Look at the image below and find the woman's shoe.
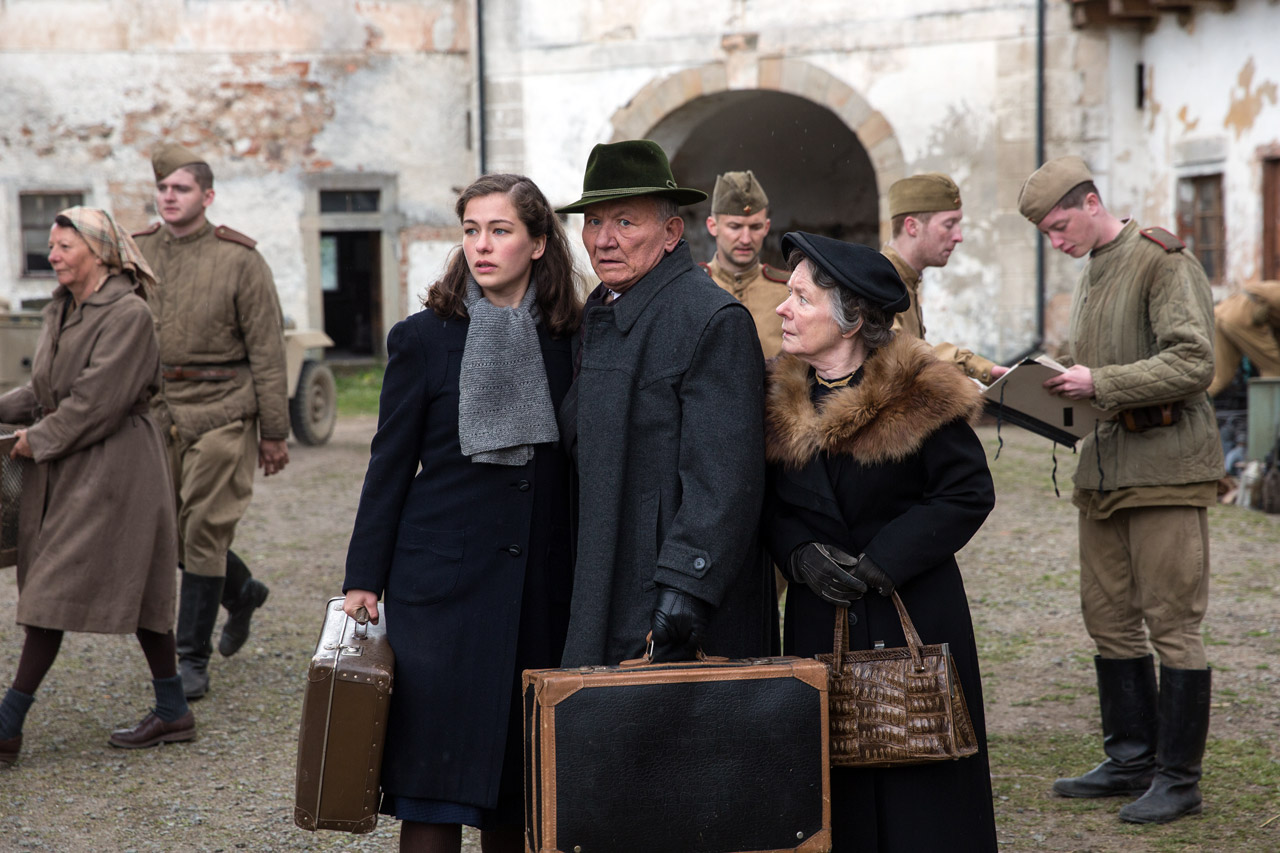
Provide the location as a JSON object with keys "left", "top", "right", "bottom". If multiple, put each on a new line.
{"left": 108, "top": 711, "right": 196, "bottom": 749}
{"left": 0, "top": 734, "right": 21, "bottom": 766}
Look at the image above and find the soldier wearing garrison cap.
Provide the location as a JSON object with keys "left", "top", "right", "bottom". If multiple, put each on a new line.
{"left": 134, "top": 141, "right": 289, "bottom": 701}
{"left": 1017, "top": 156, "right": 1221, "bottom": 826}
{"left": 701, "top": 170, "right": 790, "bottom": 357}
{"left": 880, "top": 172, "right": 1002, "bottom": 384}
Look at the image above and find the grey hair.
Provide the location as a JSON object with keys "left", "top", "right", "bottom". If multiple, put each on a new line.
{"left": 651, "top": 196, "right": 679, "bottom": 221}
{"left": 788, "top": 250, "right": 896, "bottom": 350}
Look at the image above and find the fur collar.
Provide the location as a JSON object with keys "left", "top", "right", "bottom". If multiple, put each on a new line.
{"left": 765, "top": 334, "right": 985, "bottom": 468}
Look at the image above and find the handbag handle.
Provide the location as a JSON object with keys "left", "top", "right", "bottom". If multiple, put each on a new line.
{"left": 832, "top": 591, "right": 927, "bottom": 674}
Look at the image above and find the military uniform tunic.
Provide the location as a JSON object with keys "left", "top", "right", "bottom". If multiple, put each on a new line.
{"left": 134, "top": 221, "right": 289, "bottom": 578}
{"left": 134, "top": 221, "right": 289, "bottom": 441}
{"left": 1064, "top": 220, "right": 1222, "bottom": 668}
{"left": 702, "top": 255, "right": 790, "bottom": 359}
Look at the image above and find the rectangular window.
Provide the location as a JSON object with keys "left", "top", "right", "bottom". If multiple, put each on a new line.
{"left": 20, "top": 191, "right": 85, "bottom": 275}
{"left": 319, "top": 190, "right": 380, "bottom": 214}
{"left": 1175, "top": 175, "right": 1224, "bottom": 284}
{"left": 1264, "top": 158, "right": 1280, "bottom": 281}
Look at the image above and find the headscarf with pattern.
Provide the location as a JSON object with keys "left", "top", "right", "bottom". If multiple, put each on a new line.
{"left": 55, "top": 206, "right": 158, "bottom": 300}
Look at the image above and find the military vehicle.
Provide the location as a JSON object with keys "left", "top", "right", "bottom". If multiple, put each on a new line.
{"left": 0, "top": 311, "right": 337, "bottom": 446}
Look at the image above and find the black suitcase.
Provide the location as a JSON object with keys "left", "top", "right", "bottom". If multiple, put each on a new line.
{"left": 523, "top": 655, "right": 831, "bottom": 853}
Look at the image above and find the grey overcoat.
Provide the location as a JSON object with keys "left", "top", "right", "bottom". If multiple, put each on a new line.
{"left": 560, "top": 240, "right": 772, "bottom": 665}
{"left": 0, "top": 275, "right": 178, "bottom": 634}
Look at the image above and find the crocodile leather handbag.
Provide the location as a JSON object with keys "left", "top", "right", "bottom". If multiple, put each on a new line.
{"left": 817, "top": 591, "right": 979, "bottom": 768}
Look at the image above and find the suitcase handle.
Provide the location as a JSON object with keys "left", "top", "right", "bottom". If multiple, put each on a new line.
{"left": 624, "top": 633, "right": 729, "bottom": 668}
{"left": 352, "top": 605, "right": 370, "bottom": 639}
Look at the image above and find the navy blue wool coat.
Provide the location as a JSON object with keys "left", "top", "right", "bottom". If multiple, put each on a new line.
{"left": 344, "top": 309, "right": 573, "bottom": 809}
{"left": 764, "top": 335, "right": 998, "bottom": 853}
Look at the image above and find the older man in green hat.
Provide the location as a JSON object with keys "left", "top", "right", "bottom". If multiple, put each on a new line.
{"left": 556, "top": 139, "right": 773, "bottom": 666}
{"left": 1018, "top": 155, "right": 1221, "bottom": 826}
{"left": 700, "top": 170, "right": 790, "bottom": 358}
{"left": 133, "top": 142, "right": 289, "bottom": 700}
{"left": 881, "top": 172, "right": 1003, "bottom": 384}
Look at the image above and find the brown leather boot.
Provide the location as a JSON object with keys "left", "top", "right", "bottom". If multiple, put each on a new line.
{"left": 108, "top": 711, "right": 197, "bottom": 749}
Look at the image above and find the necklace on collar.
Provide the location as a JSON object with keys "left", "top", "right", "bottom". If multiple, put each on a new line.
{"left": 813, "top": 371, "right": 855, "bottom": 389}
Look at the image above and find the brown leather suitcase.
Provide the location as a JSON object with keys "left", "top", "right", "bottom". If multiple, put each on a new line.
{"left": 294, "top": 598, "right": 393, "bottom": 834}
{"left": 523, "top": 655, "right": 831, "bottom": 853}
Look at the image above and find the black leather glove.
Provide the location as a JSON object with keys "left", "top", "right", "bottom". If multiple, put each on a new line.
{"left": 850, "top": 553, "right": 895, "bottom": 597}
{"left": 649, "top": 586, "right": 711, "bottom": 662}
{"left": 788, "top": 542, "right": 867, "bottom": 606}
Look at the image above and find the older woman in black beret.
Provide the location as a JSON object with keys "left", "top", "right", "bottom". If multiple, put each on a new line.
{"left": 763, "top": 232, "right": 998, "bottom": 852}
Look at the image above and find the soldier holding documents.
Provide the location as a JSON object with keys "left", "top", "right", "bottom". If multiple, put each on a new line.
{"left": 1018, "top": 156, "right": 1222, "bottom": 825}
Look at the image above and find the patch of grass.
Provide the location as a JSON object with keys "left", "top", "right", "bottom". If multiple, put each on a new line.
{"left": 990, "top": 732, "right": 1280, "bottom": 852}
{"left": 334, "top": 365, "right": 384, "bottom": 416}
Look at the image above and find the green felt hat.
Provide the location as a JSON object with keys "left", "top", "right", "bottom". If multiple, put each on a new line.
{"left": 556, "top": 140, "right": 707, "bottom": 214}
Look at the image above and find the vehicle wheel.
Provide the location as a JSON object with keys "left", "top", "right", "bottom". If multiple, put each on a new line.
{"left": 290, "top": 360, "right": 337, "bottom": 446}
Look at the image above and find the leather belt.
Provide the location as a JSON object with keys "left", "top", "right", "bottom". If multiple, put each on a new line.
{"left": 1119, "top": 400, "right": 1184, "bottom": 433}
{"left": 162, "top": 364, "right": 238, "bottom": 381}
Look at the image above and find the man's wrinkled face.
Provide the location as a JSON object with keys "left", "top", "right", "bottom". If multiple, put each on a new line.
{"left": 706, "top": 209, "right": 770, "bottom": 273}
{"left": 581, "top": 197, "right": 682, "bottom": 292}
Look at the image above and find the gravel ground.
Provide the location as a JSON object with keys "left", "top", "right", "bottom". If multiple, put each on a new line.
{"left": 0, "top": 417, "right": 1275, "bottom": 852}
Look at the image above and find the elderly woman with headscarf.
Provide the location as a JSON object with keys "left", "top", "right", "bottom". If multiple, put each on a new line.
{"left": 0, "top": 207, "right": 188, "bottom": 767}
{"left": 763, "top": 232, "right": 998, "bottom": 852}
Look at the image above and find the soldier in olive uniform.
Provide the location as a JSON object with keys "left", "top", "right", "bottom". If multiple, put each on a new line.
{"left": 882, "top": 173, "right": 1004, "bottom": 384}
{"left": 1019, "top": 156, "right": 1220, "bottom": 825}
{"left": 133, "top": 143, "right": 289, "bottom": 700}
{"left": 701, "top": 171, "right": 790, "bottom": 358}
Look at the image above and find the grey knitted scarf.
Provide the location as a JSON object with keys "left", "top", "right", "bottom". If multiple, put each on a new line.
{"left": 458, "top": 274, "right": 559, "bottom": 465}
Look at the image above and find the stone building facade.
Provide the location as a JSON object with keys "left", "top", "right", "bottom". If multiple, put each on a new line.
{"left": 2, "top": 0, "right": 1277, "bottom": 362}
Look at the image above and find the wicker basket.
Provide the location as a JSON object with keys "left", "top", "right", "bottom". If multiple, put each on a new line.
{"left": 0, "top": 431, "right": 26, "bottom": 568}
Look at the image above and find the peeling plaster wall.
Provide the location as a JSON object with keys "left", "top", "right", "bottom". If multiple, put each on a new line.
{"left": 0, "top": 0, "right": 473, "bottom": 334}
{"left": 1136, "top": 0, "right": 1280, "bottom": 288}
{"left": 510, "top": 0, "right": 1074, "bottom": 363}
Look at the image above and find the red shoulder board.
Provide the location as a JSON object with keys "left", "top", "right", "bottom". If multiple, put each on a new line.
{"left": 131, "top": 222, "right": 162, "bottom": 239}
{"left": 1140, "top": 227, "right": 1185, "bottom": 253}
{"left": 214, "top": 225, "right": 257, "bottom": 249}
{"left": 762, "top": 263, "right": 790, "bottom": 283}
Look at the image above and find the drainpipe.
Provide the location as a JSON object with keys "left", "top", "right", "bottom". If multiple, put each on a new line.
{"left": 1012, "top": 0, "right": 1048, "bottom": 362}
{"left": 476, "top": 0, "right": 488, "bottom": 175}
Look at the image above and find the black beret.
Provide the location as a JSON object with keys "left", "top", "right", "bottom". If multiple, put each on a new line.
{"left": 781, "top": 231, "right": 910, "bottom": 315}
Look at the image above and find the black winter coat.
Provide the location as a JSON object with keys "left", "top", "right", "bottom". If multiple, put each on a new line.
{"left": 344, "top": 309, "right": 573, "bottom": 809}
{"left": 558, "top": 241, "right": 773, "bottom": 665}
{"left": 764, "top": 335, "right": 998, "bottom": 853}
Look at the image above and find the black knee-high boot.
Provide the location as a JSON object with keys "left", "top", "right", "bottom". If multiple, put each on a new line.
{"left": 218, "top": 550, "right": 270, "bottom": 658}
{"left": 1053, "top": 655, "right": 1158, "bottom": 798}
{"left": 1119, "top": 666, "right": 1211, "bottom": 824}
{"left": 177, "top": 571, "right": 225, "bottom": 700}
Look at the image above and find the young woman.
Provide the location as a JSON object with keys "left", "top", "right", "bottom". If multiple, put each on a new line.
{"left": 342, "top": 174, "right": 581, "bottom": 853}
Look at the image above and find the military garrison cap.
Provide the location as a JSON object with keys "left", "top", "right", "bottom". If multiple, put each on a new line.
{"left": 152, "top": 142, "right": 207, "bottom": 181}
{"left": 888, "top": 173, "right": 961, "bottom": 218}
{"left": 711, "top": 170, "right": 769, "bottom": 216}
{"left": 1018, "top": 156, "right": 1094, "bottom": 224}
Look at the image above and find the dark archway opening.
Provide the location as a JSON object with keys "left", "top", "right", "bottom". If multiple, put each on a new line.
{"left": 649, "top": 90, "right": 879, "bottom": 269}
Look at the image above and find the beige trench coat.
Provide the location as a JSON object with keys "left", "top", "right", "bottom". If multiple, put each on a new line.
{"left": 0, "top": 275, "right": 178, "bottom": 633}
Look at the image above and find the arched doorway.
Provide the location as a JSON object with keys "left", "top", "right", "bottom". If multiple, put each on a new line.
{"left": 644, "top": 89, "right": 880, "bottom": 268}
